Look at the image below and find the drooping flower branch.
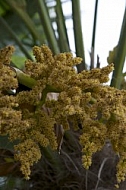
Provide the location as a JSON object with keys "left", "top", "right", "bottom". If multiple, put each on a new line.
{"left": 0, "top": 45, "right": 125, "bottom": 184}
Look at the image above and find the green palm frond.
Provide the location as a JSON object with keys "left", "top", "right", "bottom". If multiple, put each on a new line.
{"left": 110, "top": 7, "right": 126, "bottom": 89}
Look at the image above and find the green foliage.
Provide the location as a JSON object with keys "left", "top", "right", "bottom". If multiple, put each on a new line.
{"left": 0, "top": 0, "right": 86, "bottom": 72}
{"left": 110, "top": 7, "right": 126, "bottom": 89}
{"left": 0, "top": 0, "right": 125, "bottom": 80}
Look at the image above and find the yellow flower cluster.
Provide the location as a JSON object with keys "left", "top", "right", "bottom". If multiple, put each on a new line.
{"left": 0, "top": 46, "right": 18, "bottom": 91}
{"left": 14, "top": 139, "right": 41, "bottom": 180}
{"left": 0, "top": 45, "right": 126, "bottom": 183}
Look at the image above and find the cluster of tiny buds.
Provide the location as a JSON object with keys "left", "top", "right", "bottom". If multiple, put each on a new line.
{"left": 0, "top": 45, "right": 125, "bottom": 183}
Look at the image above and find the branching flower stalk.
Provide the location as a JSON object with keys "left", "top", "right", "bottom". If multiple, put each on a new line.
{"left": 0, "top": 45, "right": 126, "bottom": 184}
